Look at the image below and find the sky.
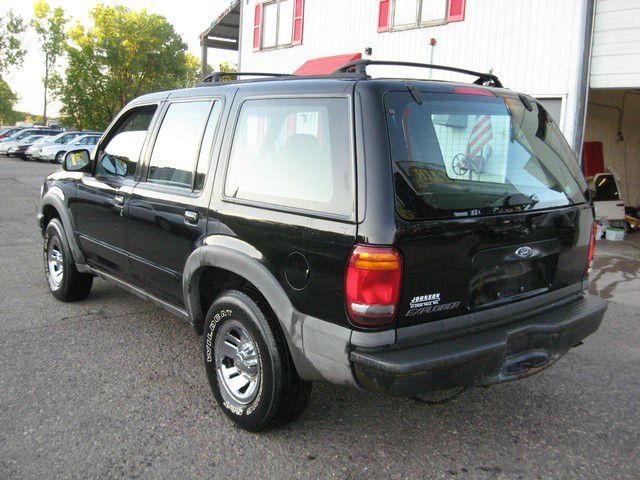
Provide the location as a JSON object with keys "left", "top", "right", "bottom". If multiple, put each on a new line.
{"left": 1, "top": 0, "right": 239, "bottom": 117}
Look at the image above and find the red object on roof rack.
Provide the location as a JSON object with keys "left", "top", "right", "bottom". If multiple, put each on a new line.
{"left": 294, "top": 53, "right": 362, "bottom": 76}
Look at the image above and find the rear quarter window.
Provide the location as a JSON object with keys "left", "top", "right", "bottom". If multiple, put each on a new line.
{"left": 224, "top": 97, "right": 354, "bottom": 218}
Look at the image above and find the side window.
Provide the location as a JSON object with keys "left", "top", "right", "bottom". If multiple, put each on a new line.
{"left": 147, "top": 100, "right": 213, "bottom": 189}
{"left": 225, "top": 98, "right": 354, "bottom": 217}
{"left": 95, "top": 105, "right": 157, "bottom": 179}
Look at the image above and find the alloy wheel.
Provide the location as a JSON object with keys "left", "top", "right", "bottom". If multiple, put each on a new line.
{"left": 214, "top": 319, "right": 261, "bottom": 406}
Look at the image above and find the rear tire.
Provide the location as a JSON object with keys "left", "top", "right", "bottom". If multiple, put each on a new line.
{"left": 203, "top": 290, "right": 311, "bottom": 431}
{"left": 43, "top": 218, "right": 93, "bottom": 301}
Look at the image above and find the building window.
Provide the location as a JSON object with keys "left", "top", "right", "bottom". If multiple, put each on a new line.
{"left": 392, "top": 0, "right": 448, "bottom": 28}
{"left": 262, "top": 0, "right": 295, "bottom": 49}
{"left": 378, "top": 0, "right": 465, "bottom": 32}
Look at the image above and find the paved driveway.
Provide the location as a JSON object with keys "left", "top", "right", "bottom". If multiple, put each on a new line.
{"left": 1, "top": 157, "right": 638, "bottom": 479}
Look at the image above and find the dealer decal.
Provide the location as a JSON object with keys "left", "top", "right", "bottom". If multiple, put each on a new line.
{"left": 406, "top": 292, "right": 460, "bottom": 316}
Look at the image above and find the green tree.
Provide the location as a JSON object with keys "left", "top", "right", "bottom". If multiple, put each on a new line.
{"left": 0, "top": 78, "right": 19, "bottom": 123}
{"left": 183, "top": 52, "right": 205, "bottom": 87}
{"left": 54, "top": 5, "right": 200, "bottom": 130}
{"left": 0, "top": 10, "right": 26, "bottom": 74}
{"left": 0, "top": 10, "right": 27, "bottom": 124}
{"left": 31, "top": 0, "right": 68, "bottom": 125}
{"left": 217, "top": 61, "right": 238, "bottom": 81}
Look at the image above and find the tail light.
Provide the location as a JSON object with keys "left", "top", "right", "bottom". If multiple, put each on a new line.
{"left": 585, "top": 222, "right": 597, "bottom": 276}
{"left": 345, "top": 245, "right": 402, "bottom": 327}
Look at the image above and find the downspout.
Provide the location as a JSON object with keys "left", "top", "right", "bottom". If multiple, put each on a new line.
{"left": 237, "top": 1, "right": 243, "bottom": 71}
{"left": 571, "top": 0, "right": 596, "bottom": 163}
{"left": 200, "top": 32, "right": 209, "bottom": 81}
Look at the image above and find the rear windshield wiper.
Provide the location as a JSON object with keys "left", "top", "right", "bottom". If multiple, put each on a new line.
{"left": 494, "top": 193, "right": 539, "bottom": 210}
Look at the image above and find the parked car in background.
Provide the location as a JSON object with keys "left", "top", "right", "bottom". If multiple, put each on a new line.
{"left": 39, "top": 133, "right": 102, "bottom": 163}
{"left": 589, "top": 172, "right": 626, "bottom": 228}
{"left": 0, "top": 128, "right": 61, "bottom": 151}
{"left": 7, "top": 135, "right": 46, "bottom": 159}
{"left": 24, "top": 136, "right": 63, "bottom": 161}
{"left": 0, "top": 127, "right": 25, "bottom": 140}
{"left": 26, "top": 131, "right": 96, "bottom": 161}
{"left": 0, "top": 130, "right": 58, "bottom": 154}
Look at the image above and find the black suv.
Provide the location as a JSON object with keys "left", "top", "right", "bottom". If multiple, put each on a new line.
{"left": 38, "top": 61, "right": 607, "bottom": 431}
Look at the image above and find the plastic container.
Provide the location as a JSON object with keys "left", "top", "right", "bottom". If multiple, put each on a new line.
{"left": 606, "top": 228, "right": 625, "bottom": 241}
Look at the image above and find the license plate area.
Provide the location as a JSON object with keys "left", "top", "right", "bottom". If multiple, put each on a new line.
{"left": 470, "top": 241, "right": 560, "bottom": 309}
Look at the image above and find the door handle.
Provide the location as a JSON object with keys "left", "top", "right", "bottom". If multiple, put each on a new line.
{"left": 114, "top": 194, "right": 125, "bottom": 206}
{"left": 184, "top": 210, "right": 199, "bottom": 224}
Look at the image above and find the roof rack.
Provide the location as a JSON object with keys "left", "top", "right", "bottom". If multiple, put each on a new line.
{"left": 333, "top": 60, "right": 503, "bottom": 88}
{"left": 200, "top": 71, "right": 289, "bottom": 84}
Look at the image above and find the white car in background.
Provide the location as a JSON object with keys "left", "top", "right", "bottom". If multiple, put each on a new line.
{"left": 6, "top": 135, "right": 46, "bottom": 157}
{"left": 39, "top": 133, "right": 103, "bottom": 163}
{"left": 589, "top": 173, "right": 626, "bottom": 229}
{"left": 26, "top": 131, "right": 86, "bottom": 161}
{"left": 1, "top": 133, "right": 49, "bottom": 155}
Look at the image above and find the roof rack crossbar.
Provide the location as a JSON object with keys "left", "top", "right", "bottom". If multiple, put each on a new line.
{"left": 333, "top": 60, "right": 503, "bottom": 88}
{"left": 201, "top": 71, "right": 290, "bottom": 84}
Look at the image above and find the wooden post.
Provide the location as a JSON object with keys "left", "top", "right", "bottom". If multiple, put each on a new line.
{"left": 201, "top": 39, "right": 208, "bottom": 81}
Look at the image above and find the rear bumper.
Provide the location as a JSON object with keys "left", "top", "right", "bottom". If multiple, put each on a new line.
{"left": 351, "top": 293, "right": 607, "bottom": 396}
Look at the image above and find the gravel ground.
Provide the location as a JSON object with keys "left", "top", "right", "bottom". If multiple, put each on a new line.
{"left": 1, "top": 156, "right": 639, "bottom": 479}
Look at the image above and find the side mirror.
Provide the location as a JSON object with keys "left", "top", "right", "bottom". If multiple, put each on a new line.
{"left": 63, "top": 149, "right": 92, "bottom": 172}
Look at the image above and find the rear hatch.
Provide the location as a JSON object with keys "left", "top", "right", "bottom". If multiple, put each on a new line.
{"left": 384, "top": 86, "right": 592, "bottom": 327}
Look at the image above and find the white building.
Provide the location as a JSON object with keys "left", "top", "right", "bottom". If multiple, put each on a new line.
{"left": 201, "top": 0, "right": 640, "bottom": 207}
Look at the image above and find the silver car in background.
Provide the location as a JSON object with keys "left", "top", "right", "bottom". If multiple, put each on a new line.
{"left": 40, "top": 133, "right": 103, "bottom": 163}
{"left": 6, "top": 135, "right": 46, "bottom": 157}
{"left": 1, "top": 133, "right": 48, "bottom": 155}
{"left": 26, "top": 131, "right": 86, "bottom": 161}
{"left": 0, "top": 128, "right": 61, "bottom": 151}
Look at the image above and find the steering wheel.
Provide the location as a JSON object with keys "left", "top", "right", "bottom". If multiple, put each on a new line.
{"left": 451, "top": 153, "right": 468, "bottom": 176}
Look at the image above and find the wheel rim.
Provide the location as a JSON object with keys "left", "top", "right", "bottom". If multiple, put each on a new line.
{"left": 214, "top": 320, "right": 261, "bottom": 406}
{"left": 47, "top": 238, "right": 64, "bottom": 288}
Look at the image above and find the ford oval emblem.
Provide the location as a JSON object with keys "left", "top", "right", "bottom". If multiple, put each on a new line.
{"left": 515, "top": 246, "right": 534, "bottom": 258}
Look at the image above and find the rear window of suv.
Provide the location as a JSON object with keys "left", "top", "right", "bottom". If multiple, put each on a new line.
{"left": 385, "top": 91, "right": 588, "bottom": 220}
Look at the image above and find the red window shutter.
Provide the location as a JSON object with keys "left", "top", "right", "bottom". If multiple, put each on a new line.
{"left": 292, "top": 0, "right": 305, "bottom": 45}
{"left": 447, "top": 0, "right": 466, "bottom": 22}
{"left": 253, "top": 4, "right": 262, "bottom": 51}
{"left": 378, "top": 0, "right": 391, "bottom": 32}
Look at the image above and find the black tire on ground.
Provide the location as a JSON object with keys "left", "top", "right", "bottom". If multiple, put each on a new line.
{"left": 43, "top": 218, "right": 93, "bottom": 302}
{"left": 203, "top": 290, "right": 312, "bottom": 431}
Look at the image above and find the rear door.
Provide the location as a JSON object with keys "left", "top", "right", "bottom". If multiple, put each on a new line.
{"left": 384, "top": 88, "right": 592, "bottom": 327}
{"left": 127, "top": 98, "right": 223, "bottom": 306}
{"left": 209, "top": 93, "right": 357, "bottom": 326}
